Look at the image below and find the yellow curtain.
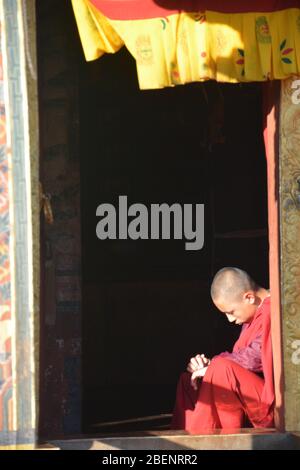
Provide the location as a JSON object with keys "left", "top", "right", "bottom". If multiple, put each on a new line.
{"left": 72, "top": 0, "right": 300, "bottom": 89}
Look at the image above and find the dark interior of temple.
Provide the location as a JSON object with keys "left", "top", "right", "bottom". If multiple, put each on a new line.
{"left": 37, "top": 0, "right": 269, "bottom": 437}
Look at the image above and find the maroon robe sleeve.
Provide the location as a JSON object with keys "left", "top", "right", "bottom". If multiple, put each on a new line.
{"left": 214, "top": 336, "right": 263, "bottom": 373}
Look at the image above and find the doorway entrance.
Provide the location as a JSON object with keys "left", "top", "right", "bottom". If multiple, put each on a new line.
{"left": 37, "top": 0, "right": 269, "bottom": 437}
{"left": 80, "top": 52, "right": 269, "bottom": 434}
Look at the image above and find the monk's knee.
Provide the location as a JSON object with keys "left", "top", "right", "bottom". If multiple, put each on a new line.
{"left": 209, "top": 356, "right": 236, "bottom": 374}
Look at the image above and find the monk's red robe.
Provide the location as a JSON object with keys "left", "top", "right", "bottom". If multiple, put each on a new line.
{"left": 171, "top": 296, "right": 274, "bottom": 432}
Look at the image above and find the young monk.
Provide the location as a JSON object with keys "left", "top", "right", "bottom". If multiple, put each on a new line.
{"left": 171, "top": 267, "right": 274, "bottom": 432}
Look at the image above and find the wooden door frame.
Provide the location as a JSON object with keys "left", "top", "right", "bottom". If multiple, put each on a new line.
{"left": 0, "top": 0, "right": 39, "bottom": 447}
{"left": 278, "top": 77, "right": 300, "bottom": 432}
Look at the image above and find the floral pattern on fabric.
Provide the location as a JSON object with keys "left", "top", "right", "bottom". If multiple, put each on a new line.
{"left": 255, "top": 16, "right": 271, "bottom": 43}
{"left": 71, "top": 0, "right": 300, "bottom": 89}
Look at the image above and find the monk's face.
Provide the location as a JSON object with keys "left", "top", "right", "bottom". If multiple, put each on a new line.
{"left": 213, "top": 291, "right": 257, "bottom": 325}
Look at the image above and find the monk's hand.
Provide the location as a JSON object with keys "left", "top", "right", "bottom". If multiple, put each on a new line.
{"left": 190, "top": 367, "right": 208, "bottom": 390}
{"left": 187, "top": 354, "right": 210, "bottom": 374}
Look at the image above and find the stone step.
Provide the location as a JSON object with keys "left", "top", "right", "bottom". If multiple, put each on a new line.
{"left": 50, "top": 429, "right": 300, "bottom": 450}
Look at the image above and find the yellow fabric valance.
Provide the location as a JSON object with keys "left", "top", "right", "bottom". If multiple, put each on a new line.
{"left": 71, "top": 0, "right": 300, "bottom": 89}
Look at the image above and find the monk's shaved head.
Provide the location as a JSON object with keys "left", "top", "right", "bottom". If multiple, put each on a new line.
{"left": 210, "top": 267, "right": 258, "bottom": 303}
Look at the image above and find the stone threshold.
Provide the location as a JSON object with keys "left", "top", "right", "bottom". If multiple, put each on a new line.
{"left": 49, "top": 429, "right": 300, "bottom": 450}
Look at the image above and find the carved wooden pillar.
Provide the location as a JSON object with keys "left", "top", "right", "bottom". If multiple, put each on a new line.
{"left": 279, "top": 77, "right": 300, "bottom": 432}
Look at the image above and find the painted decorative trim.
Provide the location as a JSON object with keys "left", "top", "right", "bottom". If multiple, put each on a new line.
{"left": 0, "top": 0, "right": 38, "bottom": 445}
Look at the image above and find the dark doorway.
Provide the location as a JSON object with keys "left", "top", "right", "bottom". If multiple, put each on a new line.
{"left": 37, "top": 0, "right": 269, "bottom": 437}
{"left": 80, "top": 52, "right": 269, "bottom": 432}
